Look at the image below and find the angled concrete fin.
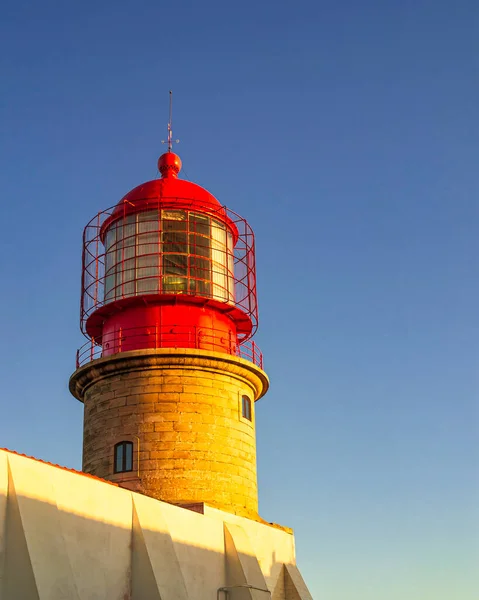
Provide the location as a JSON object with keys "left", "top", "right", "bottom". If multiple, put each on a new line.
{"left": 2, "top": 460, "right": 39, "bottom": 600}
{"left": 132, "top": 494, "right": 189, "bottom": 600}
{"left": 51, "top": 468, "right": 132, "bottom": 599}
{"left": 131, "top": 501, "right": 162, "bottom": 600}
{"left": 271, "top": 564, "right": 285, "bottom": 600}
{"left": 224, "top": 523, "right": 269, "bottom": 600}
{"left": 6, "top": 456, "right": 80, "bottom": 600}
{"left": 284, "top": 564, "right": 313, "bottom": 600}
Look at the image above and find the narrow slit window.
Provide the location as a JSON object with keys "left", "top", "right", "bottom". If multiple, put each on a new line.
{"left": 114, "top": 441, "right": 133, "bottom": 473}
{"left": 241, "top": 395, "right": 252, "bottom": 421}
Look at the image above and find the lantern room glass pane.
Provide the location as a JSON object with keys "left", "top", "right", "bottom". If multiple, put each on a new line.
{"left": 103, "top": 209, "right": 234, "bottom": 305}
{"left": 105, "top": 228, "right": 116, "bottom": 251}
{"left": 138, "top": 209, "right": 159, "bottom": 232}
{"left": 189, "top": 212, "right": 210, "bottom": 236}
{"left": 227, "top": 231, "right": 234, "bottom": 302}
{"left": 211, "top": 219, "right": 227, "bottom": 301}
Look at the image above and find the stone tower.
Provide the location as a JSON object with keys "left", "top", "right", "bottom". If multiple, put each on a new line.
{"left": 69, "top": 149, "right": 269, "bottom": 520}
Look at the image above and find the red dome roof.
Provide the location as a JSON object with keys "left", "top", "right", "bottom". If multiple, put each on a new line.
{"left": 111, "top": 152, "right": 222, "bottom": 216}
{"left": 100, "top": 152, "right": 234, "bottom": 239}
{"left": 121, "top": 173, "right": 222, "bottom": 213}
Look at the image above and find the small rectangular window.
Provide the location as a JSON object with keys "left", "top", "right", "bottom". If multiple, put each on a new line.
{"left": 114, "top": 441, "right": 133, "bottom": 473}
{"left": 241, "top": 395, "right": 252, "bottom": 421}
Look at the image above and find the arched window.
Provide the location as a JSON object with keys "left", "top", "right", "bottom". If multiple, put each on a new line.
{"left": 242, "top": 395, "right": 252, "bottom": 421}
{"left": 114, "top": 441, "right": 133, "bottom": 473}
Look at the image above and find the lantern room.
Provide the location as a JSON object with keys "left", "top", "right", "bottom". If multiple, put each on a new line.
{"left": 103, "top": 208, "right": 234, "bottom": 304}
{"left": 77, "top": 152, "right": 261, "bottom": 367}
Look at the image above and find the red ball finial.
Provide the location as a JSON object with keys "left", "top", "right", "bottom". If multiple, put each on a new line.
{"left": 158, "top": 152, "right": 182, "bottom": 178}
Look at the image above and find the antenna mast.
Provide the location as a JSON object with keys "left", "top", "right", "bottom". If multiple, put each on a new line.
{"left": 162, "top": 90, "right": 179, "bottom": 152}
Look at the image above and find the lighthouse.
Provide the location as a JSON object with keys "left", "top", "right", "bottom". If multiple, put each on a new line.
{"left": 0, "top": 106, "right": 313, "bottom": 599}
{"left": 69, "top": 131, "right": 269, "bottom": 520}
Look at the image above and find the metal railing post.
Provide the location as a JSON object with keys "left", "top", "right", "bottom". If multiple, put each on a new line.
{"left": 217, "top": 584, "right": 271, "bottom": 600}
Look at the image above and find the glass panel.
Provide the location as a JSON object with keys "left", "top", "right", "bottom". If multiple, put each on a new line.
{"left": 195, "top": 280, "right": 211, "bottom": 296}
{"left": 119, "top": 257, "right": 135, "bottom": 271}
{"left": 105, "top": 274, "right": 115, "bottom": 301}
{"left": 123, "top": 245, "right": 135, "bottom": 260}
{"left": 137, "top": 279, "right": 159, "bottom": 294}
{"left": 211, "top": 219, "right": 227, "bottom": 247}
{"left": 137, "top": 254, "right": 160, "bottom": 294}
{"left": 125, "top": 443, "right": 133, "bottom": 471}
{"left": 163, "top": 253, "right": 188, "bottom": 293}
{"left": 162, "top": 212, "right": 187, "bottom": 244}
{"left": 162, "top": 209, "right": 186, "bottom": 222}
{"left": 189, "top": 233, "right": 210, "bottom": 257}
{"left": 211, "top": 220, "right": 227, "bottom": 301}
{"left": 137, "top": 243, "right": 159, "bottom": 257}
{"left": 137, "top": 255, "right": 159, "bottom": 269}
{"left": 115, "top": 444, "right": 124, "bottom": 472}
{"left": 121, "top": 258, "right": 136, "bottom": 296}
{"left": 227, "top": 230, "right": 235, "bottom": 302}
{"left": 122, "top": 223, "right": 136, "bottom": 249}
{"left": 163, "top": 231, "right": 187, "bottom": 253}
{"left": 115, "top": 262, "right": 122, "bottom": 294}
{"left": 122, "top": 282, "right": 135, "bottom": 297}
{"left": 242, "top": 396, "right": 252, "bottom": 421}
{"left": 138, "top": 231, "right": 159, "bottom": 244}
{"left": 189, "top": 213, "right": 210, "bottom": 236}
{"left": 105, "top": 250, "right": 115, "bottom": 273}
{"left": 138, "top": 210, "right": 159, "bottom": 233}
{"left": 102, "top": 210, "right": 239, "bottom": 304}
{"left": 163, "top": 276, "right": 188, "bottom": 293}
{"left": 188, "top": 256, "right": 211, "bottom": 296}
{"left": 189, "top": 256, "right": 210, "bottom": 279}
{"left": 105, "top": 228, "right": 116, "bottom": 251}
{"left": 139, "top": 209, "right": 159, "bottom": 221}
{"left": 163, "top": 254, "right": 187, "bottom": 275}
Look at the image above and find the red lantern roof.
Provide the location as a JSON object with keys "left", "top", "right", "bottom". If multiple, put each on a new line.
{"left": 101, "top": 152, "right": 233, "bottom": 238}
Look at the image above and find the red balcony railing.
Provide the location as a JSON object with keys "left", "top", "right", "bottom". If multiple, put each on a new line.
{"left": 75, "top": 324, "right": 263, "bottom": 369}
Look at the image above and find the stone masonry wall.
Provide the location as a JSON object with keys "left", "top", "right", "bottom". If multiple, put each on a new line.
{"left": 70, "top": 349, "right": 269, "bottom": 520}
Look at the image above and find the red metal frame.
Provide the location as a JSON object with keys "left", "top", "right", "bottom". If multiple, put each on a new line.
{"left": 80, "top": 202, "right": 258, "bottom": 341}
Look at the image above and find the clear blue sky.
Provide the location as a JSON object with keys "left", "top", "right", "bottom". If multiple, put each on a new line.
{"left": 0, "top": 1, "right": 477, "bottom": 598}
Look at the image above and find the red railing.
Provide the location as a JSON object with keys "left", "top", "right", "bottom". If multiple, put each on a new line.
{"left": 75, "top": 324, "right": 263, "bottom": 369}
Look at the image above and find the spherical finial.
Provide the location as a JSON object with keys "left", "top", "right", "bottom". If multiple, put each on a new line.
{"left": 158, "top": 152, "right": 182, "bottom": 178}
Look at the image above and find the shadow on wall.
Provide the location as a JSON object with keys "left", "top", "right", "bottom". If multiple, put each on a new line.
{"left": 0, "top": 452, "right": 312, "bottom": 600}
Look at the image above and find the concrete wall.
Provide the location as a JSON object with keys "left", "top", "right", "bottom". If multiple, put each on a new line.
{"left": 0, "top": 449, "right": 312, "bottom": 600}
{"left": 70, "top": 348, "right": 269, "bottom": 520}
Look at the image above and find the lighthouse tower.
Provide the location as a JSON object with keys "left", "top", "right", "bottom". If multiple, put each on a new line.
{"left": 69, "top": 136, "right": 268, "bottom": 520}
{"left": 0, "top": 107, "right": 312, "bottom": 600}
